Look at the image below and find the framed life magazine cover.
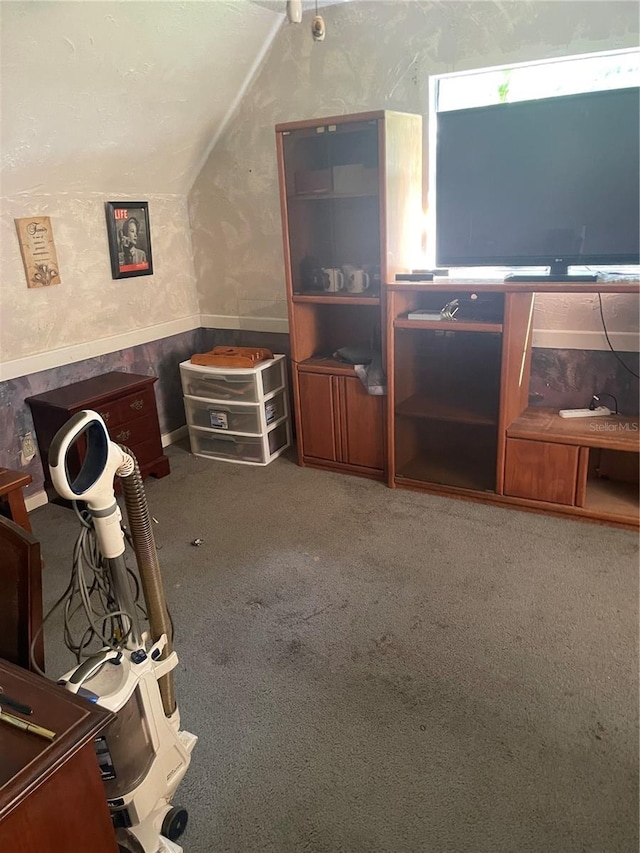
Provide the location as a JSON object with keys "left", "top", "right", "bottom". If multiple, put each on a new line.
{"left": 105, "top": 201, "right": 153, "bottom": 279}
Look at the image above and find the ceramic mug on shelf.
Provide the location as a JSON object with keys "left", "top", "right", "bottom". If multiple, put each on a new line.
{"left": 342, "top": 264, "right": 356, "bottom": 280}
{"left": 322, "top": 268, "right": 345, "bottom": 292}
{"left": 345, "top": 268, "right": 370, "bottom": 293}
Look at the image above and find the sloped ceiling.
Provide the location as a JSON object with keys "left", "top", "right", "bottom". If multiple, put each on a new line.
{"left": 1, "top": 0, "right": 287, "bottom": 196}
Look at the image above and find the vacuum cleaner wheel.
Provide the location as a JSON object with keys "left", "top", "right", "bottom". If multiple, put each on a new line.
{"left": 162, "top": 805, "right": 189, "bottom": 841}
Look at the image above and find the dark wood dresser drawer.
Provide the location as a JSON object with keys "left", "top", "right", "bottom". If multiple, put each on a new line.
{"left": 111, "top": 413, "right": 163, "bottom": 456}
{"left": 95, "top": 387, "right": 156, "bottom": 429}
{"left": 26, "top": 372, "right": 170, "bottom": 502}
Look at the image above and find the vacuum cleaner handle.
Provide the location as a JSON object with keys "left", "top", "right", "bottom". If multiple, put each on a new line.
{"left": 63, "top": 649, "right": 123, "bottom": 694}
{"left": 49, "top": 410, "right": 133, "bottom": 558}
{"left": 50, "top": 410, "right": 117, "bottom": 505}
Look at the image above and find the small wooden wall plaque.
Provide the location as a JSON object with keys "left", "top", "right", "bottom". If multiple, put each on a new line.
{"left": 15, "top": 216, "right": 61, "bottom": 288}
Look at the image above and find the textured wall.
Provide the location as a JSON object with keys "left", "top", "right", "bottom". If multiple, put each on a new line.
{"left": 0, "top": 0, "right": 283, "bottom": 369}
{"left": 532, "top": 292, "right": 639, "bottom": 340}
{"left": 189, "top": 0, "right": 639, "bottom": 334}
{"left": 1, "top": 194, "right": 199, "bottom": 364}
{"left": 0, "top": 1, "right": 281, "bottom": 196}
{"left": 530, "top": 348, "right": 640, "bottom": 414}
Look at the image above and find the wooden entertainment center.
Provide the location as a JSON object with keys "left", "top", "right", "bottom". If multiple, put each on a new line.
{"left": 387, "top": 280, "right": 639, "bottom": 529}
{"left": 276, "top": 110, "right": 639, "bottom": 529}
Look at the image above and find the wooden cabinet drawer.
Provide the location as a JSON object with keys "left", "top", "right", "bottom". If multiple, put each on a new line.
{"left": 504, "top": 437, "right": 579, "bottom": 506}
{"left": 129, "top": 435, "right": 164, "bottom": 467}
{"left": 95, "top": 389, "right": 154, "bottom": 429}
{"left": 108, "top": 413, "right": 161, "bottom": 453}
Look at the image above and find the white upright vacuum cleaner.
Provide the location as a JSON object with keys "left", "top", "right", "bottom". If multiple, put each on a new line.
{"left": 47, "top": 410, "right": 197, "bottom": 853}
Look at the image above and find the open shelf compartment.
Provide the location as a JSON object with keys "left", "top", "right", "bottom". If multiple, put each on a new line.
{"left": 394, "top": 327, "right": 502, "bottom": 425}
{"left": 395, "top": 418, "right": 498, "bottom": 492}
{"left": 578, "top": 447, "right": 639, "bottom": 520}
{"left": 290, "top": 300, "right": 382, "bottom": 367}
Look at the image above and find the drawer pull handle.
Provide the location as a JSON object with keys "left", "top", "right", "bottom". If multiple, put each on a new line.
{"left": 116, "top": 430, "right": 131, "bottom": 442}
{"left": 130, "top": 399, "right": 145, "bottom": 411}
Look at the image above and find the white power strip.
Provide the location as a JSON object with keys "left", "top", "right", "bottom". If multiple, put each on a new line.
{"left": 559, "top": 406, "right": 612, "bottom": 419}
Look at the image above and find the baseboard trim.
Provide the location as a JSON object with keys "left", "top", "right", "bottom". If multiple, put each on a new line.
{"left": 25, "top": 490, "right": 48, "bottom": 512}
{"left": 162, "top": 425, "right": 188, "bottom": 447}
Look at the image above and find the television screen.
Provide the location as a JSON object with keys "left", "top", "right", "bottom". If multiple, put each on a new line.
{"left": 435, "top": 87, "right": 640, "bottom": 272}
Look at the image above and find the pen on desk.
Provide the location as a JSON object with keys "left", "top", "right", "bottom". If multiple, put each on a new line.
{"left": 0, "top": 692, "right": 33, "bottom": 716}
{"left": 0, "top": 707, "right": 56, "bottom": 741}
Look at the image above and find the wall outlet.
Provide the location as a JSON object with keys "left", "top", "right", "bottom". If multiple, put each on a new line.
{"left": 20, "top": 431, "right": 37, "bottom": 465}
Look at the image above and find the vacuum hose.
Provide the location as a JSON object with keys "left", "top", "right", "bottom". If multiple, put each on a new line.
{"left": 119, "top": 447, "right": 176, "bottom": 717}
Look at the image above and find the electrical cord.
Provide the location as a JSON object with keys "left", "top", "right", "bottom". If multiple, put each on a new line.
{"left": 589, "top": 392, "right": 618, "bottom": 414}
{"left": 30, "top": 503, "right": 147, "bottom": 676}
{"left": 598, "top": 293, "right": 639, "bottom": 379}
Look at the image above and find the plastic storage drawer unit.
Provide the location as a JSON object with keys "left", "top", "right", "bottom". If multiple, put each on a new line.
{"left": 184, "top": 388, "right": 287, "bottom": 435}
{"left": 180, "top": 355, "right": 291, "bottom": 466}
{"left": 180, "top": 358, "right": 285, "bottom": 403}
{"left": 188, "top": 422, "right": 290, "bottom": 464}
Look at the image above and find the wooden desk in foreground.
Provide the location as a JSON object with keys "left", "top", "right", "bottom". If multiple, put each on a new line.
{"left": 0, "top": 658, "right": 118, "bottom": 853}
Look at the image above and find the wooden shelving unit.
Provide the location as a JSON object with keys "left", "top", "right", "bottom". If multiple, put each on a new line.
{"left": 275, "top": 109, "right": 640, "bottom": 529}
{"left": 387, "top": 287, "right": 508, "bottom": 494}
{"left": 276, "top": 110, "right": 423, "bottom": 480}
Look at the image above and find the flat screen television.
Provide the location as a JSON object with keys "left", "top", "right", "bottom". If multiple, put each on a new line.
{"left": 435, "top": 86, "right": 640, "bottom": 280}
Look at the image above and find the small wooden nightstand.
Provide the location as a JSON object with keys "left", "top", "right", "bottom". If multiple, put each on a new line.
{"left": 26, "top": 372, "right": 170, "bottom": 501}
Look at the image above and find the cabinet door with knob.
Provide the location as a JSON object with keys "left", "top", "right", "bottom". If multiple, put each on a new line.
{"left": 295, "top": 367, "right": 384, "bottom": 476}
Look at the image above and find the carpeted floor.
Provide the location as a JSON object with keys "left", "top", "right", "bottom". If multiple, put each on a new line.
{"left": 30, "top": 440, "right": 639, "bottom": 853}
